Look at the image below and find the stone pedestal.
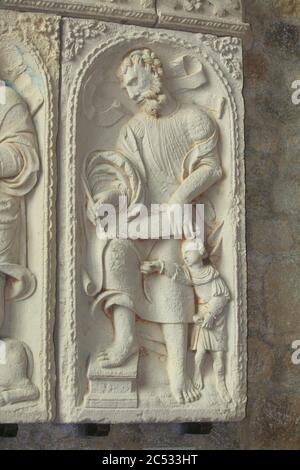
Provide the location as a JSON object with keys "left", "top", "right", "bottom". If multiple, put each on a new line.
{"left": 86, "top": 353, "right": 139, "bottom": 409}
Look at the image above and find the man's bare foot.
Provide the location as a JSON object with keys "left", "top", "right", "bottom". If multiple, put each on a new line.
{"left": 216, "top": 379, "right": 232, "bottom": 403}
{"left": 193, "top": 371, "right": 204, "bottom": 391}
{"left": 97, "top": 340, "right": 139, "bottom": 368}
{"left": 171, "top": 377, "right": 202, "bottom": 404}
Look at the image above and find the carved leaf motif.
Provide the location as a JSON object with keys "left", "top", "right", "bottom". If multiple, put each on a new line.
{"left": 0, "top": 15, "right": 59, "bottom": 61}
{"left": 65, "top": 20, "right": 106, "bottom": 61}
{"left": 183, "top": 0, "right": 204, "bottom": 12}
{"left": 0, "top": 13, "right": 59, "bottom": 82}
{"left": 209, "top": 0, "right": 241, "bottom": 17}
{"left": 198, "top": 34, "right": 242, "bottom": 80}
{"left": 181, "top": 0, "right": 241, "bottom": 16}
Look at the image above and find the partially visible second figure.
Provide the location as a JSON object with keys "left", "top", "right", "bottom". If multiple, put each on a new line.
{"left": 0, "top": 82, "right": 40, "bottom": 407}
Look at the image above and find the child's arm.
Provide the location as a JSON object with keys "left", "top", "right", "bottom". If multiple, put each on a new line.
{"left": 201, "top": 297, "right": 228, "bottom": 329}
{"left": 140, "top": 260, "right": 192, "bottom": 286}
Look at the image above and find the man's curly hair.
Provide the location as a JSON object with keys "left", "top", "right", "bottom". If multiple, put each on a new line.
{"left": 118, "top": 48, "right": 164, "bottom": 86}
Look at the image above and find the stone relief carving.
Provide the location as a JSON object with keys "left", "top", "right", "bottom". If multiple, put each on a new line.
{"left": 59, "top": 20, "right": 246, "bottom": 423}
{"left": 82, "top": 48, "right": 224, "bottom": 406}
{"left": 198, "top": 34, "right": 242, "bottom": 80}
{"left": 183, "top": 0, "right": 204, "bottom": 13}
{"left": 64, "top": 20, "right": 107, "bottom": 61}
{"left": 0, "top": 0, "right": 157, "bottom": 27}
{"left": 0, "top": 79, "right": 40, "bottom": 408}
{"left": 140, "top": 0, "right": 155, "bottom": 8}
{"left": 141, "top": 237, "right": 232, "bottom": 404}
{"left": 0, "top": 1, "right": 249, "bottom": 36}
{"left": 0, "top": 11, "right": 58, "bottom": 423}
{"left": 157, "top": 0, "right": 249, "bottom": 36}
{"left": 182, "top": 0, "right": 241, "bottom": 17}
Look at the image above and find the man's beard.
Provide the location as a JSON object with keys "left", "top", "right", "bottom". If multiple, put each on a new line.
{"left": 136, "top": 79, "right": 166, "bottom": 116}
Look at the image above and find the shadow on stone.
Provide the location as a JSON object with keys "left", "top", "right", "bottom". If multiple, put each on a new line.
{"left": 179, "top": 423, "right": 213, "bottom": 435}
{"left": 80, "top": 423, "right": 111, "bottom": 437}
{"left": 0, "top": 424, "right": 18, "bottom": 438}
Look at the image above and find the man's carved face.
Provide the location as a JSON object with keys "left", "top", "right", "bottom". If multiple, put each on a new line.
{"left": 123, "top": 63, "right": 153, "bottom": 103}
{"left": 119, "top": 49, "right": 166, "bottom": 116}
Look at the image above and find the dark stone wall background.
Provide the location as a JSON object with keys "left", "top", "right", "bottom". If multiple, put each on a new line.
{"left": 1, "top": 0, "right": 300, "bottom": 450}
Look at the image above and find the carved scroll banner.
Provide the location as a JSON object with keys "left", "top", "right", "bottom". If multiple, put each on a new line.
{"left": 0, "top": 11, "right": 58, "bottom": 423}
{"left": 58, "top": 18, "right": 247, "bottom": 424}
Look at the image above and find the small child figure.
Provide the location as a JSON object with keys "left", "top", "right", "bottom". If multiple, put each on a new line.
{"left": 141, "top": 237, "right": 231, "bottom": 403}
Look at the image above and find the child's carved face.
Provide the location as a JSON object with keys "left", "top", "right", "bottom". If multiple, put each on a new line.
{"left": 182, "top": 238, "right": 207, "bottom": 267}
{"left": 183, "top": 249, "right": 203, "bottom": 267}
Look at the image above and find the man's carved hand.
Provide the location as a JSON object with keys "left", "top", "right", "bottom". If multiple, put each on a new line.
{"left": 140, "top": 260, "right": 163, "bottom": 275}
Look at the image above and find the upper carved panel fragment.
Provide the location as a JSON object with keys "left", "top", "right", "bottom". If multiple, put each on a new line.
{"left": 0, "top": 0, "right": 157, "bottom": 27}
{"left": 0, "top": 0, "right": 250, "bottom": 36}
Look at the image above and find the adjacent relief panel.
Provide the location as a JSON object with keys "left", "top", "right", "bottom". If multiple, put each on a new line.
{"left": 58, "top": 18, "right": 247, "bottom": 423}
{"left": 0, "top": 11, "right": 58, "bottom": 422}
{"left": 0, "top": 0, "right": 157, "bottom": 27}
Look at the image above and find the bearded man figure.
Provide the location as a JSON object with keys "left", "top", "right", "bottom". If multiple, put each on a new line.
{"left": 84, "top": 49, "right": 223, "bottom": 404}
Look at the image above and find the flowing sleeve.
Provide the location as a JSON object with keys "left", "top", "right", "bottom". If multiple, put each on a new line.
{"left": 182, "top": 108, "right": 220, "bottom": 179}
{"left": 169, "top": 107, "right": 222, "bottom": 205}
{"left": 0, "top": 89, "right": 39, "bottom": 197}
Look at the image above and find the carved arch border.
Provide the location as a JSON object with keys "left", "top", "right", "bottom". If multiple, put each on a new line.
{"left": 65, "top": 29, "right": 247, "bottom": 421}
{"left": 0, "top": 32, "right": 57, "bottom": 421}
